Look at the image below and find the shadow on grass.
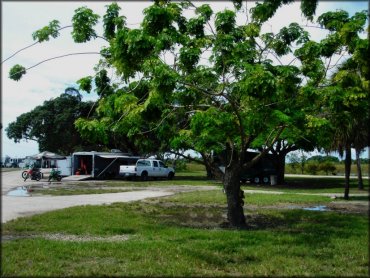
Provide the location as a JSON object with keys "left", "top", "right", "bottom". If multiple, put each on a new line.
{"left": 150, "top": 201, "right": 366, "bottom": 240}
{"left": 173, "top": 175, "right": 214, "bottom": 181}
{"left": 336, "top": 196, "right": 369, "bottom": 201}
{"left": 244, "top": 177, "right": 369, "bottom": 191}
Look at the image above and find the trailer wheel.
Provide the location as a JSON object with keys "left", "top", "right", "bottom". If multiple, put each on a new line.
{"left": 263, "top": 176, "right": 270, "bottom": 184}
{"left": 141, "top": 171, "right": 148, "bottom": 181}
{"left": 253, "top": 177, "right": 260, "bottom": 184}
{"left": 167, "top": 172, "right": 174, "bottom": 180}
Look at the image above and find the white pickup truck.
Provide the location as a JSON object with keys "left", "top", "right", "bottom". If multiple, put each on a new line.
{"left": 119, "top": 159, "right": 175, "bottom": 180}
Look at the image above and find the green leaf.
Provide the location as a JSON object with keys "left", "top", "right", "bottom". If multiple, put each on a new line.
{"left": 32, "top": 20, "right": 60, "bottom": 42}
{"left": 300, "top": 0, "right": 318, "bottom": 21}
{"left": 187, "top": 17, "right": 206, "bottom": 38}
{"left": 215, "top": 10, "right": 235, "bottom": 34}
{"left": 142, "top": 4, "right": 175, "bottom": 36}
{"left": 9, "top": 64, "right": 26, "bottom": 81}
{"left": 179, "top": 46, "right": 201, "bottom": 72}
{"left": 195, "top": 4, "right": 213, "bottom": 21}
{"left": 77, "top": 76, "right": 92, "bottom": 93}
{"left": 103, "top": 2, "right": 125, "bottom": 40}
{"left": 72, "top": 6, "right": 100, "bottom": 43}
{"left": 317, "top": 10, "right": 349, "bottom": 31}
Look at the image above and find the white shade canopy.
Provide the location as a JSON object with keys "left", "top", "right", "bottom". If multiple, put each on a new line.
{"left": 28, "top": 151, "right": 66, "bottom": 160}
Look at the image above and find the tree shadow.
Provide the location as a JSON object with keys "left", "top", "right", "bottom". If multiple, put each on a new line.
{"left": 153, "top": 203, "right": 366, "bottom": 250}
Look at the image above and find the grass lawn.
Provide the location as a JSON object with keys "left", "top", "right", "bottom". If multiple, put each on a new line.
{"left": 2, "top": 189, "right": 368, "bottom": 277}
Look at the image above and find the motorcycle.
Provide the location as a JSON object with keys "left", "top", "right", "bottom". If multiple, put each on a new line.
{"left": 48, "top": 168, "right": 62, "bottom": 182}
{"left": 22, "top": 167, "right": 42, "bottom": 181}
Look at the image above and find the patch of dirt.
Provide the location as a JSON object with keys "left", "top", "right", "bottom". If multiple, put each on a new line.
{"left": 326, "top": 201, "right": 369, "bottom": 214}
{"left": 2, "top": 233, "right": 131, "bottom": 242}
{"left": 29, "top": 183, "right": 219, "bottom": 195}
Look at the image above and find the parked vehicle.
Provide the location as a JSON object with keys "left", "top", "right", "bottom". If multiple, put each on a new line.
{"left": 216, "top": 151, "right": 277, "bottom": 184}
{"left": 22, "top": 167, "right": 42, "bottom": 181}
{"left": 119, "top": 159, "right": 175, "bottom": 180}
{"left": 5, "top": 162, "right": 18, "bottom": 168}
{"left": 48, "top": 168, "right": 62, "bottom": 182}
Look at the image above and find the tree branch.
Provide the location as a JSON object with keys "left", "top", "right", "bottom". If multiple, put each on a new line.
{"left": 2, "top": 25, "right": 72, "bottom": 64}
{"left": 8, "top": 52, "right": 102, "bottom": 80}
{"left": 168, "top": 150, "right": 204, "bottom": 164}
{"left": 244, "top": 125, "right": 286, "bottom": 168}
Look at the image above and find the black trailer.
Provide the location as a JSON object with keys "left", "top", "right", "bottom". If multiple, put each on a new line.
{"left": 72, "top": 151, "right": 140, "bottom": 179}
{"left": 215, "top": 151, "right": 277, "bottom": 184}
{"left": 239, "top": 152, "right": 277, "bottom": 184}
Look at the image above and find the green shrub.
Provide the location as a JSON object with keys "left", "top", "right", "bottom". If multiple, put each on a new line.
{"left": 306, "top": 162, "right": 320, "bottom": 175}
{"left": 319, "top": 161, "right": 337, "bottom": 175}
{"left": 171, "top": 159, "right": 187, "bottom": 171}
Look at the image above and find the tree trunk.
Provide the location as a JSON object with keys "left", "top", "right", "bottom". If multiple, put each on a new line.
{"left": 223, "top": 163, "right": 246, "bottom": 228}
{"left": 273, "top": 153, "right": 286, "bottom": 184}
{"left": 355, "top": 148, "right": 364, "bottom": 190}
{"left": 344, "top": 147, "right": 351, "bottom": 200}
{"left": 201, "top": 153, "right": 224, "bottom": 180}
{"left": 204, "top": 162, "right": 223, "bottom": 180}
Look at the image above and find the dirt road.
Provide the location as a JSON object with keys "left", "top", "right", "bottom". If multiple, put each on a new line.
{"left": 1, "top": 170, "right": 175, "bottom": 223}
{"left": 1, "top": 170, "right": 218, "bottom": 223}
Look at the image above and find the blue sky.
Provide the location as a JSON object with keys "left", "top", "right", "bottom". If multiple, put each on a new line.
{"left": 1, "top": 1, "right": 368, "bottom": 159}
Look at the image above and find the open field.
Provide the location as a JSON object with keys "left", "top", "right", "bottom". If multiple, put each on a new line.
{"left": 1, "top": 167, "right": 369, "bottom": 277}
{"left": 2, "top": 164, "right": 368, "bottom": 276}
{"left": 2, "top": 189, "right": 368, "bottom": 277}
{"left": 285, "top": 163, "right": 369, "bottom": 177}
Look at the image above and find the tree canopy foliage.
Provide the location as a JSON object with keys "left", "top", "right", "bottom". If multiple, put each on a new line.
{"left": 6, "top": 90, "right": 98, "bottom": 155}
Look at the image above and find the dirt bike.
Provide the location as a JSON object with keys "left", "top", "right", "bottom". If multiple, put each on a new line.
{"left": 22, "top": 168, "right": 42, "bottom": 181}
{"left": 48, "top": 168, "right": 62, "bottom": 182}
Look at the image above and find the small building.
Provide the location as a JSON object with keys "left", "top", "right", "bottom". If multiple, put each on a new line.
{"left": 72, "top": 151, "right": 140, "bottom": 179}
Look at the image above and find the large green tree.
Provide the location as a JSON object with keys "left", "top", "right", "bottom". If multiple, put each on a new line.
{"left": 6, "top": 89, "right": 99, "bottom": 155}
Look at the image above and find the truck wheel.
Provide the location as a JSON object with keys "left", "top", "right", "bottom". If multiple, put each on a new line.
{"left": 253, "top": 177, "right": 260, "bottom": 184}
{"left": 167, "top": 172, "right": 174, "bottom": 180}
{"left": 141, "top": 171, "right": 148, "bottom": 181}
{"left": 263, "top": 176, "right": 270, "bottom": 184}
